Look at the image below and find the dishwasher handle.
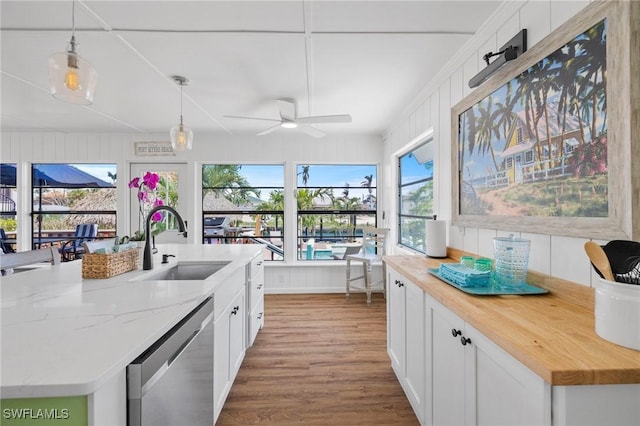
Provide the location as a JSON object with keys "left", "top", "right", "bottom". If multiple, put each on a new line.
{"left": 168, "top": 329, "right": 199, "bottom": 367}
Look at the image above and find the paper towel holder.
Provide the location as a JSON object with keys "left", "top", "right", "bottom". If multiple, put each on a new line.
{"left": 426, "top": 215, "right": 448, "bottom": 259}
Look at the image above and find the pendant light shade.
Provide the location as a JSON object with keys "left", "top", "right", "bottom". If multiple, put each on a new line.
{"left": 48, "top": 1, "right": 97, "bottom": 105}
{"left": 169, "top": 75, "right": 193, "bottom": 152}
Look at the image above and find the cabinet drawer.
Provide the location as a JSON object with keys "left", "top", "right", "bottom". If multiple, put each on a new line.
{"left": 249, "top": 256, "right": 264, "bottom": 281}
{"left": 248, "top": 298, "right": 264, "bottom": 347}
{"left": 214, "top": 267, "right": 245, "bottom": 319}
{"left": 248, "top": 275, "right": 265, "bottom": 311}
{"left": 248, "top": 256, "right": 265, "bottom": 309}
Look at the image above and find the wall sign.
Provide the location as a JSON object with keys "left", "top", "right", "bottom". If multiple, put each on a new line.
{"left": 134, "top": 142, "right": 175, "bottom": 156}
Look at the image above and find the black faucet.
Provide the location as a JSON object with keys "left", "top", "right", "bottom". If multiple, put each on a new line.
{"left": 161, "top": 254, "right": 176, "bottom": 264}
{"left": 143, "top": 205, "right": 187, "bottom": 270}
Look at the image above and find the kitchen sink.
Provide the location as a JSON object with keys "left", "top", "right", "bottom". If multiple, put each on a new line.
{"left": 134, "top": 261, "right": 231, "bottom": 281}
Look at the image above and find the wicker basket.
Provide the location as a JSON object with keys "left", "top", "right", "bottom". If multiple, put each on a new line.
{"left": 82, "top": 247, "right": 141, "bottom": 279}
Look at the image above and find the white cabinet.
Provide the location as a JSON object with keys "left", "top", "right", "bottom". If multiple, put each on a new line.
{"left": 387, "top": 267, "right": 426, "bottom": 424}
{"left": 213, "top": 267, "right": 246, "bottom": 423}
{"left": 387, "top": 265, "right": 549, "bottom": 426}
{"left": 246, "top": 254, "right": 265, "bottom": 347}
{"left": 387, "top": 267, "right": 405, "bottom": 374}
{"left": 427, "top": 297, "right": 549, "bottom": 426}
{"left": 429, "top": 298, "right": 467, "bottom": 426}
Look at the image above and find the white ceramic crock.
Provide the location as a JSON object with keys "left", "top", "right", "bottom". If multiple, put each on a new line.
{"left": 594, "top": 277, "right": 640, "bottom": 351}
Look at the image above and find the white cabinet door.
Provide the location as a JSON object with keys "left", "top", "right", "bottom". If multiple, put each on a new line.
{"left": 229, "top": 290, "right": 246, "bottom": 379}
{"left": 387, "top": 267, "right": 405, "bottom": 376}
{"left": 387, "top": 266, "right": 426, "bottom": 424}
{"left": 214, "top": 287, "right": 246, "bottom": 422}
{"left": 404, "top": 278, "right": 425, "bottom": 424}
{"left": 428, "top": 296, "right": 550, "bottom": 426}
{"left": 430, "top": 297, "right": 467, "bottom": 426}
{"left": 465, "top": 324, "right": 549, "bottom": 426}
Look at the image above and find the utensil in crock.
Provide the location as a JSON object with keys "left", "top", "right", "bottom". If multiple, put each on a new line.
{"left": 584, "top": 241, "right": 615, "bottom": 281}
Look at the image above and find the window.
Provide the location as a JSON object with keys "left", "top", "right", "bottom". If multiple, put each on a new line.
{"left": 31, "top": 163, "right": 117, "bottom": 249}
{"left": 525, "top": 150, "right": 534, "bottom": 163}
{"left": 202, "top": 164, "right": 284, "bottom": 261}
{"left": 297, "top": 164, "right": 377, "bottom": 261}
{"left": 398, "top": 142, "right": 434, "bottom": 253}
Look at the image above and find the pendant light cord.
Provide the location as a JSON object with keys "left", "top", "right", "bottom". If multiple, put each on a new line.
{"left": 68, "top": 0, "right": 77, "bottom": 53}
{"left": 71, "top": 0, "right": 76, "bottom": 36}
{"left": 180, "top": 81, "right": 184, "bottom": 126}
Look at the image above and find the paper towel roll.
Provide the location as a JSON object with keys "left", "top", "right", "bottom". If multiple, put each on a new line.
{"left": 425, "top": 219, "right": 447, "bottom": 258}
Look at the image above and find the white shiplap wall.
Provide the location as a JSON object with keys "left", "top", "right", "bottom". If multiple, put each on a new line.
{"left": 0, "top": 131, "right": 382, "bottom": 293}
{"left": 1, "top": 0, "right": 610, "bottom": 292}
{"left": 381, "top": 0, "right": 603, "bottom": 287}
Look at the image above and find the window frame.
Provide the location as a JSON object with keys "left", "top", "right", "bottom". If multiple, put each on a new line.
{"left": 397, "top": 135, "right": 435, "bottom": 254}
{"left": 296, "top": 163, "right": 378, "bottom": 261}
{"left": 201, "top": 163, "right": 285, "bottom": 261}
{"left": 30, "top": 163, "right": 117, "bottom": 249}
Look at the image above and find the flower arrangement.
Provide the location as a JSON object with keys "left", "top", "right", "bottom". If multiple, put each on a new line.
{"left": 128, "top": 172, "right": 164, "bottom": 241}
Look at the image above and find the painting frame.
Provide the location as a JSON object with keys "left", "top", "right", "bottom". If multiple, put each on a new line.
{"left": 451, "top": 1, "right": 639, "bottom": 240}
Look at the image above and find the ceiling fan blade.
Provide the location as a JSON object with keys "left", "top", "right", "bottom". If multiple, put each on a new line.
{"left": 296, "top": 114, "right": 352, "bottom": 124}
{"left": 224, "top": 115, "right": 281, "bottom": 122}
{"left": 277, "top": 98, "right": 296, "bottom": 121}
{"left": 256, "top": 123, "right": 282, "bottom": 136}
{"left": 297, "top": 123, "right": 326, "bottom": 138}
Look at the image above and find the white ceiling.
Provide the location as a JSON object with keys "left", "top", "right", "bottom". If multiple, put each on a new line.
{"left": 0, "top": 1, "right": 502, "bottom": 138}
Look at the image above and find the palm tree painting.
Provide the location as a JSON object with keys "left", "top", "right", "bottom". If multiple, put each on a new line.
{"left": 458, "top": 19, "right": 607, "bottom": 218}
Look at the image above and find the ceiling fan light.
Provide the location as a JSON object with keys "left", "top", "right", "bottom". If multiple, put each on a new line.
{"left": 170, "top": 123, "right": 193, "bottom": 152}
{"left": 48, "top": 46, "right": 97, "bottom": 105}
{"left": 281, "top": 121, "right": 298, "bottom": 129}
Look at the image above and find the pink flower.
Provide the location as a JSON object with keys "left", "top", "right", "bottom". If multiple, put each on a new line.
{"left": 130, "top": 171, "right": 165, "bottom": 238}
{"left": 143, "top": 172, "right": 160, "bottom": 191}
{"left": 128, "top": 177, "right": 140, "bottom": 189}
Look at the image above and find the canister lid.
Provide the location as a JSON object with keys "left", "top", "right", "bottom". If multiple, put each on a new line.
{"left": 493, "top": 234, "right": 529, "bottom": 243}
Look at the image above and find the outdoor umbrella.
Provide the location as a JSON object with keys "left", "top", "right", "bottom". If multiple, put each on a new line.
{"left": 32, "top": 164, "right": 113, "bottom": 245}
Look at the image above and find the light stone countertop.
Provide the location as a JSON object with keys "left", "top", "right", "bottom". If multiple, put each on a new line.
{"left": 0, "top": 244, "right": 262, "bottom": 399}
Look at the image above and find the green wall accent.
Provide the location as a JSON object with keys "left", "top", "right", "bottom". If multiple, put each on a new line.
{"left": 0, "top": 396, "right": 87, "bottom": 426}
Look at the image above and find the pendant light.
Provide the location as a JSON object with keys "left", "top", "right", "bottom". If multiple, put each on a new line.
{"left": 48, "top": 0, "right": 97, "bottom": 105}
{"left": 169, "top": 75, "right": 193, "bottom": 152}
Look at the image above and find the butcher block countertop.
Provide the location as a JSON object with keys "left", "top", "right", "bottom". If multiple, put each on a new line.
{"left": 384, "top": 252, "right": 640, "bottom": 386}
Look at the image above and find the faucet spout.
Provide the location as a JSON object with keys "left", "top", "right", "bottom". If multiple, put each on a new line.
{"left": 143, "top": 206, "right": 187, "bottom": 270}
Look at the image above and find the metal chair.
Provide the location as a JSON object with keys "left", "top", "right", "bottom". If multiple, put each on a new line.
{"left": 59, "top": 223, "right": 98, "bottom": 261}
{"left": 0, "top": 228, "right": 15, "bottom": 253}
{"left": 345, "top": 227, "right": 389, "bottom": 305}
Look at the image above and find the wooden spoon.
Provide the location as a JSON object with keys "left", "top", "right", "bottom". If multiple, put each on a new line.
{"left": 584, "top": 241, "right": 615, "bottom": 281}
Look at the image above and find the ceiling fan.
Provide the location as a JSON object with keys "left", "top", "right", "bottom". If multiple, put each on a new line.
{"left": 224, "top": 98, "right": 352, "bottom": 138}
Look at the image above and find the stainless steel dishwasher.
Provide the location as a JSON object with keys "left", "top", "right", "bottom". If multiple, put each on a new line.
{"left": 127, "top": 297, "right": 214, "bottom": 426}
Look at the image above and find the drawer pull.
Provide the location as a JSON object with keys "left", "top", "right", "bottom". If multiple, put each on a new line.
{"left": 231, "top": 306, "right": 240, "bottom": 315}
{"left": 257, "top": 284, "right": 263, "bottom": 289}
{"left": 451, "top": 329, "right": 462, "bottom": 337}
{"left": 257, "top": 312, "right": 263, "bottom": 319}
{"left": 398, "top": 281, "right": 404, "bottom": 287}
{"left": 460, "top": 336, "right": 472, "bottom": 346}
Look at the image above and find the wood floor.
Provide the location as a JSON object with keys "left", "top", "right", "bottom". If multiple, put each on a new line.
{"left": 217, "top": 293, "right": 419, "bottom": 425}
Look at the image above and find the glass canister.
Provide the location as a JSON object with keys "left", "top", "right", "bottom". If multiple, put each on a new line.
{"left": 493, "top": 234, "right": 530, "bottom": 288}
